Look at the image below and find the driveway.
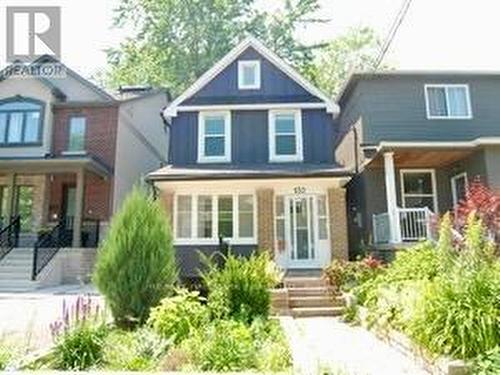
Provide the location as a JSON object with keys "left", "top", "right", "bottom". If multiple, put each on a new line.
{"left": 281, "top": 316, "right": 429, "bottom": 375}
{"left": 0, "top": 285, "right": 101, "bottom": 352}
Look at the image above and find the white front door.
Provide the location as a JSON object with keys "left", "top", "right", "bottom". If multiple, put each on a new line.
{"left": 286, "top": 196, "right": 315, "bottom": 266}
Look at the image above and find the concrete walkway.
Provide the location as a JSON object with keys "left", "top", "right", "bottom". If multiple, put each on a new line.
{"left": 0, "top": 285, "right": 101, "bottom": 352}
{"left": 281, "top": 317, "right": 429, "bottom": 375}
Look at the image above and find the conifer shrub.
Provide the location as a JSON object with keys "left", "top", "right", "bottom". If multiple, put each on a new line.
{"left": 94, "top": 188, "right": 177, "bottom": 328}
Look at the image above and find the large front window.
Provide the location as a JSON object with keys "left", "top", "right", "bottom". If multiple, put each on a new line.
{"left": 0, "top": 99, "right": 43, "bottom": 145}
{"left": 198, "top": 111, "right": 231, "bottom": 163}
{"left": 269, "top": 110, "right": 303, "bottom": 162}
{"left": 174, "top": 193, "right": 255, "bottom": 244}
{"left": 400, "top": 169, "right": 437, "bottom": 212}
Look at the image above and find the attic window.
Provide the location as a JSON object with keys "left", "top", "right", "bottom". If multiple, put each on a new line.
{"left": 238, "top": 60, "right": 261, "bottom": 90}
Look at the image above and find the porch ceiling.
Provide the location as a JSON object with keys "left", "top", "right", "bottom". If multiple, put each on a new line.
{"left": 369, "top": 148, "right": 475, "bottom": 168}
{"left": 0, "top": 156, "right": 111, "bottom": 178}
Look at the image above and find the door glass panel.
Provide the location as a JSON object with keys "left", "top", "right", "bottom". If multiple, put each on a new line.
{"left": 453, "top": 175, "right": 467, "bottom": 206}
{"left": 295, "top": 198, "right": 309, "bottom": 260}
{"left": 16, "top": 186, "right": 34, "bottom": 232}
{"left": 289, "top": 199, "right": 295, "bottom": 259}
{"left": 64, "top": 187, "right": 76, "bottom": 218}
{"left": 0, "top": 186, "right": 8, "bottom": 226}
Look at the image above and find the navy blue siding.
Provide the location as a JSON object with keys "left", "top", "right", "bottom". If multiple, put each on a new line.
{"left": 170, "top": 109, "right": 337, "bottom": 166}
{"left": 176, "top": 245, "right": 257, "bottom": 277}
{"left": 182, "top": 47, "right": 322, "bottom": 105}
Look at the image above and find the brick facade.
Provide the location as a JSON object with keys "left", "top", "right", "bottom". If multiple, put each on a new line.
{"left": 257, "top": 188, "right": 274, "bottom": 254}
{"left": 328, "top": 187, "right": 349, "bottom": 260}
{"left": 48, "top": 173, "right": 112, "bottom": 222}
{"left": 52, "top": 105, "right": 119, "bottom": 168}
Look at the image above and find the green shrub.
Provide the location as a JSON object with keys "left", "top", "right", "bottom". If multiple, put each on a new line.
{"left": 202, "top": 252, "right": 281, "bottom": 323}
{"left": 0, "top": 345, "right": 11, "bottom": 370}
{"left": 148, "top": 289, "right": 207, "bottom": 344}
{"left": 103, "top": 328, "right": 170, "bottom": 371}
{"left": 407, "top": 267, "right": 499, "bottom": 359}
{"left": 182, "top": 319, "right": 256, "bottom": 372}
{"left": 53, "top": 324, "right": 107, "bottom": 370}
{"left": 473, "top": 346, "right": 500, "bottom": 375}
{"left": 324, "top": 256, "right": 383, "bottom": 292}
{"left": 94, "top": 188, "right": 177, "bottom": 328}
{"left": 181, "top": 318, "right": 291, "bottom": 372}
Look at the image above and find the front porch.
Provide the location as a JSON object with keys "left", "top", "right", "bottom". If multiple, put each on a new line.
{"left": 368, "top": 147, "right": 476, "bottom": 246}
{"left": 0, "top": 156, "right": 111, "bottom": 248}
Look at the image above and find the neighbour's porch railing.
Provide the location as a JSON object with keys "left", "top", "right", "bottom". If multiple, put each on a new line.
{"left": 31, "top": 217, "right": 100, "bottom": 280}
{"left": 0, "top": 216, "right": 20, "bottom": 262}
{"left": 373, "top": 207, "right": 433, "bottom": 244}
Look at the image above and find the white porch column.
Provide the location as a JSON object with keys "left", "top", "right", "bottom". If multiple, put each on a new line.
{"left": 383, "top": 152, "right": 401, "bottom": 243}
{"left": 72, "top": 169, "right": 85, "bottom": 247}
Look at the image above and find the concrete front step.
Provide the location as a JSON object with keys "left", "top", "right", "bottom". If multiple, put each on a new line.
{"left": 292, "top": 306, "right": 344, "bottom": 318}
{"left": 0, "top": 272, "right": 32, "bottom": 281}
{"left": 284, "top": 277, "right": 328, "bottom": 288}
{"left": 0, "top": 281, "right": 39, "bottom": 292}
{"left": 288, "top": 286, "right": 334, "bottom": 297}
{"left": 289, "top": 295, "right": 344, "bottom": 308}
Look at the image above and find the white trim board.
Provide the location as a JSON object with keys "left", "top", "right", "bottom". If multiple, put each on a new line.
{"left": 176, "top": 102, "right": 327, "bottom": 112}
{"left": 164, "top": 36, "right": 339, "bottom": 117}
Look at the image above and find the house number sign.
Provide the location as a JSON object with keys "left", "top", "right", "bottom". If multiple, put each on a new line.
{"left": 293, "top": 186, "right": 306, "bottom": 194}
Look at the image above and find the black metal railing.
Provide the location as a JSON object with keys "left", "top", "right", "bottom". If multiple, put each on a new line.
{"left": 0, "top": 216, "right": 20, "bottom": 262}
{"left": 31, "top": 217, "right": 101, "bottom": 280}
{"left": 31, "top": 219, "right": 72, "bottom": 280}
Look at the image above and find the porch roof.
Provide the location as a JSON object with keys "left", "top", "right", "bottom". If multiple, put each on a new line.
{"left": 148, "top": 163, "right": 353, "bottom": 181}
{"left": 364, "top": 137, "right": 500, "bottom": 168}
{"left": 0, "top": 155, "right": 112, "bottom": 178}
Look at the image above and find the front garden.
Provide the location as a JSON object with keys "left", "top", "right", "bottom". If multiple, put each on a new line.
{"left": 325, "top": 211, "right": 499, "bottom": 374}
{"left": 5, "top": 188, "right": 291, "bottom": 372}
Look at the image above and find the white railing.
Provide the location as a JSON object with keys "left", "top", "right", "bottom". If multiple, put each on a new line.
{"left": 373, "top": 212, "right": 391, "bottom": 244}
{"left": 373, "top": 207, "right": 433, "bottom": 244}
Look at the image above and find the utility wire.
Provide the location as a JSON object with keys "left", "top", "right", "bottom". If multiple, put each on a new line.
{"left": 374, "top": 0, "right": 413, "bottom": 68}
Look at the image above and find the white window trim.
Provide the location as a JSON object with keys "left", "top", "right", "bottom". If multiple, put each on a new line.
{"left": 400, "top": 169, "right": 438, "bottom": 213}
{"left": 173, "top": 193, "right": 257, "bottom": 246}
{"left": 268, "top": 109, "right": 303, "bottom": 162}
{"left": 197, "top": 111, "right": 231, "bottom": 163}
{"left": 424, "top": 84, "right": 473, "bottom": 120}
{"left": 238, "top": 60, "right": 261, "bottom": 90}
{"left": 451, "top": 172, "right": 468, "bottom": 207}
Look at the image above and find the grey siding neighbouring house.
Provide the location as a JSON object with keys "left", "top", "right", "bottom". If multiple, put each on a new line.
{"left": 339, "top": 74, "right": 500, "bottom": 145}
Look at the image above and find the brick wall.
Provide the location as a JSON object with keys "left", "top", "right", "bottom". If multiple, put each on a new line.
{"left": 257, "top": 188, "right": 274, "bottom": 254}
{"left": 52, "top": 105, "right": 119, "bottom": 168}
{"left": 328, "top": 187, "right": 349, "bottom": 260}
{"left": 48, "top": 173, "right": 112, "bottom": 221}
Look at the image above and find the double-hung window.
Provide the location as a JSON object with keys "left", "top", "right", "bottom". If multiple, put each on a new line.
{"left": 174, "top": 194, "right": 255, "bottom": 244}
{"left": 400, "top": 169, "right": 438, "bottom": 212}
{"left": 425, "top": 84, "right": 472, "bottom": 119}
{"left": 269, "top": 109, "right": 303, "bottom": 162}
{"left": 0, "top": 99, "right": 43, "bottom": 145}
{"left": 198, "top": 111, "right": 231, "bottom": 163}
{"left": 66, "top": 116, "right": 86, "bottom": 153}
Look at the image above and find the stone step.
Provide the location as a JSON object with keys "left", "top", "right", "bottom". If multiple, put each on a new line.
{"left": 288, "top": 286, "right": 334, "bottom": 297}
{"left": 0, "top": 272, "right": 32, "bottom": 281}
{"left": 0, "top": 281, "right": 39, "bottom": 292}
{"left": 292, "top": 306, "right": 344, "bottom": 318}
{"left": 284, "top": 277, "right": 327, "bottom": 288}
{"left": 289, "top": 295, "right": 344, "bottom": 308}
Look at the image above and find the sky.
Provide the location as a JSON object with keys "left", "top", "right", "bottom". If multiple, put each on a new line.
{"left": 0, "top": 0, "right": 500, "bottom": 80}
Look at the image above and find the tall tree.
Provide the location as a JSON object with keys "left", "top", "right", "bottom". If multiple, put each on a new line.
{"left": 309, "top": 27, "right": 383, "bottom": 98}
{"left": 106, "top": 0, "right": 325, "bottom": 94}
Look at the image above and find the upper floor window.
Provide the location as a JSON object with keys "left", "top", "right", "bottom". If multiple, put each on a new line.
{"left": 238, "top": 60, "right": 261, "bottom": 90}
{"left": 66, "top": 116, "right": 86, "bottom": 153}
{"left": 268, "top": 109, "right": 303, "bottom": 162}
{"left": 0, "top": 99, "right": 42, "bottom": 145}
{"left": 425, "top": 84, "right": 472, "bottom": 119}
{"left": 197, "top": 111, "right": 231, "bottom": 163}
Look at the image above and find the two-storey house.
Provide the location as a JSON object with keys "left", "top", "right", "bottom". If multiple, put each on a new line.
{"left": 0, "top": 56, "right": 169, "bottom": 290}
{"left": 150, "top": 37, "right": 352, "bottom": 278}
{"left": 336, "top": 72, "right": 500, "bottom": 256}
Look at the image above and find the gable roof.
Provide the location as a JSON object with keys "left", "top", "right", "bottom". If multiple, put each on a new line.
{"left": 164, "top": 36, "right": 339, "bottom": 117}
